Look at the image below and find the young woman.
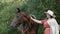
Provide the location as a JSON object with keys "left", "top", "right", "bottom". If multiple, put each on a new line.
{"left": 31, "top": 10, "right": 59, "bottom": 34}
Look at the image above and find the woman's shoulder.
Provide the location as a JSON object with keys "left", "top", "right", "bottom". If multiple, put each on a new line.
{"left": 49, "top": 18, "right": 58, "bottom": 23}
{"left": 51, "top": 18, "right": 59, "bottom": 26}
{"left": 48, "top": 18, "right": 57, "bottom": 22}
{"left": 51, "top": 18, "right": 56, "bottom": 21}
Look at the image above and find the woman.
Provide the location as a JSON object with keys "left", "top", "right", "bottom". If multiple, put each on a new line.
{"left": 31, "top": 10, "right": 59, "bottom": 34}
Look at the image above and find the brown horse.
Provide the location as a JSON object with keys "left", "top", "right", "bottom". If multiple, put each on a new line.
{"left": 10, "top": 8, "right": 39, "bottom": 34}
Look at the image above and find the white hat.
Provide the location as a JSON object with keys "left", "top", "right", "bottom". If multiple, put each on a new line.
{"left": 45, "top": 10, "right": 55, "bottom": 17}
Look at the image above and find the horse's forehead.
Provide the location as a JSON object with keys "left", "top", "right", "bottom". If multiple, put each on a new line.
{"left": 21, "top": 12, "right": 26, "bottom": 14}
{"left": 16, "top": 12, "right": 30, "bottom": 19}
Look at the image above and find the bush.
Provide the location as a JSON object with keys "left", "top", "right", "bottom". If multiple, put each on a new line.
{"left": 0, "top": 0, "right": 60, "bottom": 34}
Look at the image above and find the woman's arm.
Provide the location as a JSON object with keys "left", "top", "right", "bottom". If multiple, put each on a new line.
{"left": 31, "top": 17, "right": 42, "bottom": 24}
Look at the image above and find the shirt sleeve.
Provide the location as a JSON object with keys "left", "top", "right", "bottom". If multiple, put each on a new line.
{"left": 41, "top": 20, "right": 46, "bottom": 24}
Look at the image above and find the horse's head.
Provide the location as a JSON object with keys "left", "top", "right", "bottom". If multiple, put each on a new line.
{"left": 10, "top": 8, "right": 22, "bottom": 29}
{"left": 10, "top": 8, "right": 30, "bottom": 30}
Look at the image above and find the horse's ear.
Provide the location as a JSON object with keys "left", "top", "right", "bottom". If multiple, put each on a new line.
{"left": 16, "top": 8, "right": 21, "bottom": 13}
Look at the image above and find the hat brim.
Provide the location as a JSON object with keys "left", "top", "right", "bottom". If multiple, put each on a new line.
{"left": 44, "top": 12, "right": 48, "bottom": 14}
{"left": 44, "top": 12, "right": 55, "bottom": 17}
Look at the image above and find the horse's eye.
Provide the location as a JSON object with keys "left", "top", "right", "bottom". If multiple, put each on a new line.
{"left": 17, "top": 16, "right": 19, "bottom": 18}
{"left": 17, "top": 16, "right": 21, "bottom": 19}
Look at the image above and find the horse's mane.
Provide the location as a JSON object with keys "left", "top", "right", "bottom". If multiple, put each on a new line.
{"left": 19, "top": 12, "right": 36, "bottom": 30}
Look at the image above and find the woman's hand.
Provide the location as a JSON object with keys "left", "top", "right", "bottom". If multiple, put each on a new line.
{"left": 31, "top": 16, "right": 34, "bottom": 19}
{"left": 30, "top": 16, "right": 42, "bottom": 24}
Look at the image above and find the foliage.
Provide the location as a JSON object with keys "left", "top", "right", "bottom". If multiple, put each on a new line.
{"left": 0, "top": 0, "right": 60, "bottom": 34}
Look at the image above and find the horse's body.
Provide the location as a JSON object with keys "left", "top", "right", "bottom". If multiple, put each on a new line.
{"left": 10, "top": 8, "right": 39, "bottom": 34}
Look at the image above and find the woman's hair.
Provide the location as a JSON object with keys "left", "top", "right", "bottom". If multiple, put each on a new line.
{"left": 50, "top": 16, "right": 54, "bottom": 18}
{"left": 46, "top": 15, "right": 54, "bottom": 19}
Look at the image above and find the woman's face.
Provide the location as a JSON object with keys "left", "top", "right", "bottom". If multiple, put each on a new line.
{"left": 46, "top": 13, "right": 51, "bottom": 18}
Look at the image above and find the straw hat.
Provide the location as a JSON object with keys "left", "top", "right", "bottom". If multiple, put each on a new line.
{"left": 45, "top": 10, "right": 56, "bottom": 18}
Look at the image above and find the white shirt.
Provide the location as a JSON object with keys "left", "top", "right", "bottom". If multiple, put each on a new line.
{"left": 47, "top": 18, "right": 59, "bottom": 34}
